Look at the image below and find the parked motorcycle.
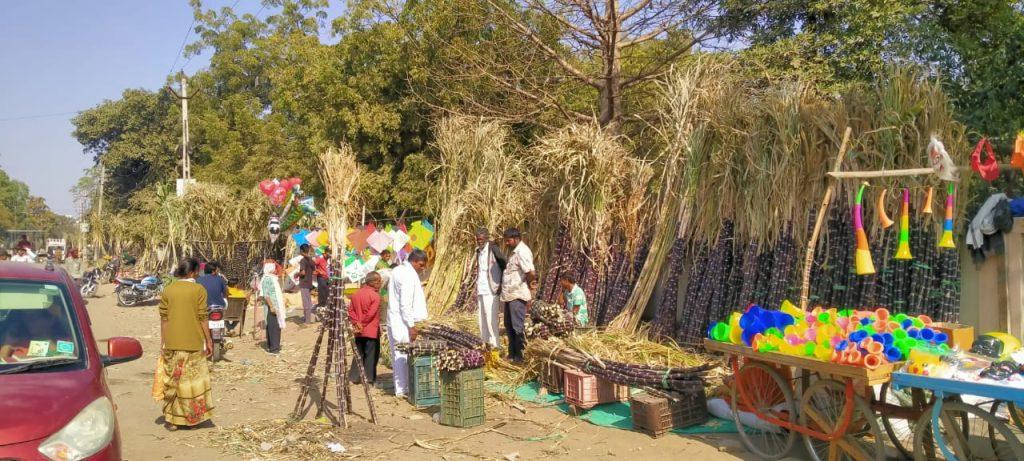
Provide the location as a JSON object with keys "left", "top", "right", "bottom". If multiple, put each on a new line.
{"left": 79, "top": 268, "right": 100, "bottom": 297}
{"left": 101, "top": 259, "right": 120, "bottom": 283}
{"left": 114, "top": 275, "right": 163, "bottom": 307}
{"left": 207, "top": 305, "right": 231, "bottom": 362}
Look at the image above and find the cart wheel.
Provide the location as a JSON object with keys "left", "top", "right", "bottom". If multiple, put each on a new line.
{"left": 730, "top": 361, "right": 798, "bottom": 460}
{"left": 879, "top": 382, "right": 949, "bottom": 459}
{"left": 799, "top": 379, "right": 884, "bottom": 461}
{"left": 988, "top": 401, "right": 1024, "bottom": 456}
{"left": 913, "top": 401, "right": 1024, "bottom": 461}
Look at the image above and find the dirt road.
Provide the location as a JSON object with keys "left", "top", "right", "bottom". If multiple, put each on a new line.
{"left": 87, "top": 285, "right": 752, "bottom": 460}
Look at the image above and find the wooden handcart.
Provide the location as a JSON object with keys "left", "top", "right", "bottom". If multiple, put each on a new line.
{"left": 706, "top": 339, "right": 899, "bottom": 461}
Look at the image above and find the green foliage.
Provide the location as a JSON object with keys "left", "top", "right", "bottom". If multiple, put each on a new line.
{"left": 0, "top": 168, "right": 76, "bottom": 239}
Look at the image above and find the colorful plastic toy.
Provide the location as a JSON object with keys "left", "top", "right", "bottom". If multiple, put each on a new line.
{"left": 854, "top": 183, "right": 876, "bottom": 275}
{"left": 877, "top": 188, "right": 894, "bottom": 228}
{"left": 895, "top": 188, "right": 913, "bottom": 260}
{"left": 938, "top": 183, "right": 956, "bottom": 249}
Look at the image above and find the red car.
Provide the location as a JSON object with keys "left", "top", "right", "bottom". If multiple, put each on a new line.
{"left": 0, "top": 261, "right": 142, "bottom": 460}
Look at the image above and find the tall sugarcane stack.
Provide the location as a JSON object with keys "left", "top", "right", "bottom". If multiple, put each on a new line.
{"left": 525, "top": 340, "right": 710, "bottom": 394}
{"left": 650, "top": 238, "right": 686, "bottom": 340}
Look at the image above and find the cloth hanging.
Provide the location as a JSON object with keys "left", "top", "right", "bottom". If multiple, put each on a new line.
{"left": 1012, "top": 133, "right": 1024, "bottom": 170}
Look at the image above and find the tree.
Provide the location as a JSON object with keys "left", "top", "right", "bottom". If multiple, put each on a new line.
{"left": 420, "top": 0, "right": 732, "bottom": 131}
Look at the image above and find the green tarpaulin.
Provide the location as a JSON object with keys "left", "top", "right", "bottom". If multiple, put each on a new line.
{"left": 503, "top": 382, "right": 738, "bottom": 435}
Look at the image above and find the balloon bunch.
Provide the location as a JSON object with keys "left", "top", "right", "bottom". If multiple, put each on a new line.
{"left": 708, "top": 300, "right": 949, "bottom": 369}
{"left": 257, "top": 177, "right": 319, "bottom": 235}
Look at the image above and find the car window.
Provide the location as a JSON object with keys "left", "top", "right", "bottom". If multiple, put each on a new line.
{"left": 0, "top": 281, "right": 83, "bottom": 368}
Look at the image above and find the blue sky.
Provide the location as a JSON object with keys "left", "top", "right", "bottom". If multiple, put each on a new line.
{"left": 0, "top": 0, "right": 261, "bottom": 216}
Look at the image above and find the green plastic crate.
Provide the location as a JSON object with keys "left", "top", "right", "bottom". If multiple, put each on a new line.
{"left": 408, "top": 355, "right": 440, "bottom": 408}
{"left": 440, "top": 368, "right": 486, "bottom": 428}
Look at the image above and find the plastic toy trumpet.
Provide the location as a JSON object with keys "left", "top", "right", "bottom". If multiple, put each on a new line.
{"left": 894, "top": 188, "right": 913, "bottom": 260}
{"left": 938, "top": 183, "right": 956, "bottom": 249}
{"left": 854, "top": 183, "right": 875, "bottom": 275}
{"left": 877, "top": 189, "right": 894, "bottom": 228}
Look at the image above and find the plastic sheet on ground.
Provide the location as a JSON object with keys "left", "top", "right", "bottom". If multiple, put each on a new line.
{"left": 502, "top": 381, "right": 738, "bottom": 435}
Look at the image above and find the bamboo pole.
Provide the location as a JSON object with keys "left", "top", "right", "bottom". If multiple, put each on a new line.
{"left": 800, "top": 127, "right": 852, "bottom": 309}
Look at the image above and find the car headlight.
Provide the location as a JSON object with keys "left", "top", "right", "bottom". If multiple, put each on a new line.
{"left": 37, "top": 396, "right": 115, "bottom": 461}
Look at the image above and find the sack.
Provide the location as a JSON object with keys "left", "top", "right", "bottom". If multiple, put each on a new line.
{"left": 971, "top": 138, "right": 1001, "bottom": 181}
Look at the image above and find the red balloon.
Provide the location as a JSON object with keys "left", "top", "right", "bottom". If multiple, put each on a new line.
{"left": 258, "top": 179, "right": 275, "bottom": 195}
{"left": 278, "top": 178, "right": 291, "bottom": 190}
{"left": 290, "top": 177, "right": 302, "bottom": 185}
{"left": 270, "top": 188, "right": 288, "bottom": 206}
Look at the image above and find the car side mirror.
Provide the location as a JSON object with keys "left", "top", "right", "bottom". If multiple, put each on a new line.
{"left": 102, "top": 336, "right": 143, "bottom": 367}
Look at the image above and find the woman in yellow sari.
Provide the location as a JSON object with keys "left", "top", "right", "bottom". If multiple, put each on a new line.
{"left": 158, "top": 257, "right": 214, "bottom": 430}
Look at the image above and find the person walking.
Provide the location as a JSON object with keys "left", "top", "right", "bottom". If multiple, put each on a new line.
{"left": 259, "top": 262, "right": 286, "bottom": 354}
{"left": 297, "top": 244, "right": 316, "bottom": 324}
{"left": 349, "top": 271, "right": 383, "bottom": 384}
{"left": 158, "top": 258, "right": 214, "bottom": 430}
{"left": 474, "top": 228, "right": 506, "bottom": 347}
{"left": 499, "top": 228, "right": 535, "bottom": 363}
{"left": 386, "top": 249, "right": 429, "bottom": 398}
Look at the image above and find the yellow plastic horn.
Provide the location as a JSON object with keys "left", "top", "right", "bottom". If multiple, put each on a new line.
{"left": 854, "top": 183, "right": 875, "bottom": 275}
{"left": 877, "top": 189, "right": 894, "bottom": 228}
{"left": 895, "top": 188, "right": 913, "bottom": 260}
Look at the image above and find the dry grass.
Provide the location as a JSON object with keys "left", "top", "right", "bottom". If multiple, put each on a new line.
{"left": 425, "top": 117, "right": 536, "bottom": 315}
{"left": 319, "top": 145, "right": 361, "bottom": 260}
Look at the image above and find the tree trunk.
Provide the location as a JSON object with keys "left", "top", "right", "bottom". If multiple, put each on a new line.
{"left": 600, "top": 0, "right": 622, "bottom": 132}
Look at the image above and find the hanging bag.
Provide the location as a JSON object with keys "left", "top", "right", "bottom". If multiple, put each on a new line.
{"left": 971, "top": 138, "right": 1000, "bottom": 182}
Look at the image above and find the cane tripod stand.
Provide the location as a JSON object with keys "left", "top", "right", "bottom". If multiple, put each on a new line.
{"left": 292, "top": 269, "right": 378, "bottom": 427}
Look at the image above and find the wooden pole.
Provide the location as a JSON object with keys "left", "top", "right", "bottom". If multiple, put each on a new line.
{"left": 800, "top": 127, "right": 853, "bottom": 309}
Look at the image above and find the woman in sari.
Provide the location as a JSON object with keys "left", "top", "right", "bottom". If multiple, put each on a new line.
{"left": 158, "top": 257, "right": 214, "bottom": 430}
{"left": 259, "top": 262, "right": 287, "bottom": 353}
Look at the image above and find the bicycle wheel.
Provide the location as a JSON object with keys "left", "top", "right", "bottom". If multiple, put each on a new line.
{"left": 876, "top": 381, "right": 937, "bottom": 456}
{"left": 730, "top": 361, "right": 798, "bottom": 460}
{"left": 913, "top": 401, "right": 1024, "bottom": 460}
{"left": 799, "top": 379, "right": 885, "bottom": 461}
{"left": 988, "top": 400, "right": 1024, "bottom": 455}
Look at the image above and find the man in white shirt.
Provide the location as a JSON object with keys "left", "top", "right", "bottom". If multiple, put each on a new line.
{"left": 10, "top": 248, "right": 34, "bottom": 263}
{"left": 386, "top": 249, "right": 429, "bottom": 398}
{"left": 474, "top": 228, "right": 506, "bottom": 348}
{"left": 499, "top": 228, "right": 535, "bottom": 363}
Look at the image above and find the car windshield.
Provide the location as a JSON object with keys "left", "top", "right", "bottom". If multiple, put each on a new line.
{"left": 0, "top": 281, "right": 83, "bottom": 370}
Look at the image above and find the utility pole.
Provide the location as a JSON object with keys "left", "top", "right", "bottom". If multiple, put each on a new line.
{"left": 97, "top": 163, "right": 105, "bottom": 218}
{"left": 167, "top": 73, "right": 193, "bottom": 186}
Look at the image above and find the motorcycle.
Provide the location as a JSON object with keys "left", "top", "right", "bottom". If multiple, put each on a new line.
{"left": 101, "top": 259, "right": 120, "bottom": 283}
{"left": 79, "top": 268, "right": 100, "bottom": 297}
{"left": 114, "top": 275, "right": 163, "bottom": 307}
{"left": 207, "top": 305, "right": 231, "bottom": 362}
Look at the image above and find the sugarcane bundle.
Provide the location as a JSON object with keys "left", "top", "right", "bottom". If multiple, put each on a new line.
{"left": 650, "top": 238, "right": 686, "bottom": 340}
{"left": 396, "top": 340, "right": 451, "bottom": 356}
{"left": 420, "top": 324, "right": 489, "bottom": 351}
{"left": 437, "top": 347, "right": 486, "bottom": 372}
{"left": 525, "top": 300, "right": 577, "bottom": 339}
{"left": 540, "top": 225, "right": 569, "bottom": 302}
{"left": 525, "top": 339, "right": 711, "bottom": 393}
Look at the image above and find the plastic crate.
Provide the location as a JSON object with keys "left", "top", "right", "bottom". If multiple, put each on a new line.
{"left": 408, "top": 355, "right": 440, "bottom": 408}
{"left": 597, "top": 379, "right": 630, "bottom": 402}
{"left": 539, "top": 361, "right": 564, "bottom": 394}
{"left": 629, "top": 391, "right": 709, "bottom": 438}
{"left": 440, "top": 368, "right": 486, "bottom": 427}
{"left": 563, "top": 368, "right": 599, "bottom": 409}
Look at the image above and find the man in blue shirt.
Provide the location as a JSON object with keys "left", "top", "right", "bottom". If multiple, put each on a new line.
{"left": 196, "top": 261, "right": 228, "bottom": 308}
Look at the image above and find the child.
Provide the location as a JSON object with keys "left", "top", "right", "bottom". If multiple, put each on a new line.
{"left": 348, "top": 271, "right": 383, "bottom": 384}
{"left": 559, "top": 275, "right": 588, "bottom": 327}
